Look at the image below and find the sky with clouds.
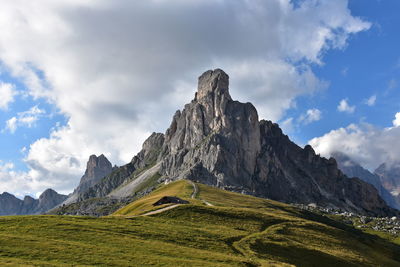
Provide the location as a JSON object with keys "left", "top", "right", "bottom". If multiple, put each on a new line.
{"left": 0, "top": 0, "right": 398, "bottom": 197}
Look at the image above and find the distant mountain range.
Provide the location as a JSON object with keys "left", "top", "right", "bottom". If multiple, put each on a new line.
{"left": 0, "top": 154, "right": 114, "bottom": 216}
{"left": 376, "top": 162, "right": 400, "bottom": 197}
{"left": 333, "top": 152, "right": 399, "bottom": 209}
{"left": 0, "top": 189, "right": 67, "bottom": 216}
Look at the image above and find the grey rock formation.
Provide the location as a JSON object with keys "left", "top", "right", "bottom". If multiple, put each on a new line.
{"left": 67, "top": 69, "right": 396, "bottom": 217}
{"left": 332, "top": 152, "right": 399, "bottom": 209}
{"left": 0, "top": 189, "right": 67, "bottom": 215}
{"left": 76, "top": 134, "right": 164, "bottom": 201}
{"left": 74, "top": 154, "right": 113, "bottom": 194}
{"left": 160, "top": 69, "right": 260, "bottom": 189}
{"left": 155, "top": 69, "right": 395, "bottom": 216}
{"left": 0, "top": 192, "right": 22, "bottom": 215}
{"left": 38, "top": 189, "right": 69, "bottom": 213}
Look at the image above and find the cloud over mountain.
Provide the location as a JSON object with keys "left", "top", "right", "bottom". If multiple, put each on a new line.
{"left": 0, "top": 0, "right": 370, "bottom": 195}
{"left": 310, "top": 113, "right": 400, "bottom": 171}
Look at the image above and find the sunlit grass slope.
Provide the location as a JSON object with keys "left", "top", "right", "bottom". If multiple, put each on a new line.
{"left": 113, "top": 180, "right": 194, "bottom": 216}
{"left": 0, "top": 181, "right": 400, "bottom": 266}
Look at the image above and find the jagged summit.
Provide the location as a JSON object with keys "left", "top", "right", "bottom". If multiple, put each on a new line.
{"left": 74, "top": 154, "right": 113, "bottom": 194}
{"left": 195, "top": 69, "right": 232, "bottom": 102}
{"left": 69, "top": 69, "right": 397, "bottom": 217}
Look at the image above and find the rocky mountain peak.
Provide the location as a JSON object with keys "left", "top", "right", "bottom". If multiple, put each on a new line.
{"left": 0, "top": 189, "right": 67, "bottom": 215}
{"left": 74, "top": 154, "right": 113, "bottom": 194}
{"left": 39, "top": 188, "right": 58, "bottom": 200}
{"left": 195, "top": 69, "right": 232, "bottom": 102}
{"left": 68, "top": 69, "right": 397, "bottom": 217}
{"left": 38, "top": 189, "right": 67, "bottom": 212}
{"left": 85, "top": 154, "right": 112, "bottom": 178}
{"left": 161, "top": 69, "right": 396, "bottom": 216}
{"left": 161, "top": 69, "right": 260, "bottom": 188}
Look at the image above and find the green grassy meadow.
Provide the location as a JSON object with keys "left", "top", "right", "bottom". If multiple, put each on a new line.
{"left": 0, "top": 180, "right": 400, "bottom": 266}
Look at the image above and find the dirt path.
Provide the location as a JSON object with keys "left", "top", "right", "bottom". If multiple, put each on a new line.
{"left": 189, "top": 180, "right": 198, "bottom": 199}
{"left": 188, "top": 180, "right": 214, "bottom": 206}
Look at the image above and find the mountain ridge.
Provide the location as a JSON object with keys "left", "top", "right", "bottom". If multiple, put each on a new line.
{"left": 333, "top": 151, "right": 399, "bottom": 209}
{"left": 61, "top": 69, "right": 397, "bottom": 217}
{"left": 0, "top": 189, "right": 67, "bottom": 215}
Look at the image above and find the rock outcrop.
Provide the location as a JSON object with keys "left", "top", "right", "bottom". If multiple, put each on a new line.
{"left": 69, "top": 69, "right": 396, "bottom": 217}
{"left": 159, "top": 69, "right": 261, "bottom": 189}
{"left": 332, "top": 152, "right": 398, "bottom": 209}
{"left": 155, "top": 69, "right": 395, "bottom": 216}
{"left": 74, "top": 154, "right": 113, "bottom": 194}
{"left": 0, "top": 189, "right": 67, "bottom": 215}
{"left": 75, "top": 133, "right": 165, "bottom": 201}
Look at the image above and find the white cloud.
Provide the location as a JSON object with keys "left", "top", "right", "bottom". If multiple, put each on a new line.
{"left": 309, "top": 113, "right": 400, "bottom": 171}
{"left": 226, "top": 61, "right": 327, "bottom": 120}
{"left": 364, "top": 94, "right": 376, "bottom": 106}
{"left": 5, "top": 117, "right": 17, "bottom": 133}
{"left": 0, "top": 0, "right": 371, "bottom": 195}
{"left": 337, "top": 98, "right": 355, "bottom": 113}
{"left": 299, "top": 108, "right": 322, "bottom": 125}
{"left": 4, "top": 106, "right": 45, "bottom": 133}
{"left": 393, "top": 112, "right": 400, "bottom": 127}
{"left": 0, "top": 82, "right": 16, "bottom": 110}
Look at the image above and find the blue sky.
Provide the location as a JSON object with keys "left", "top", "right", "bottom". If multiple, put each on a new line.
{"left": 284, "top": 0, "right": 400, "bottom": 143}
{"left": 0, "top": 0, "right": 399, "bottom": 197}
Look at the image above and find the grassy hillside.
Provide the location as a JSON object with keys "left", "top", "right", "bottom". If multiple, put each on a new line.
{"left": 0, "top": 181, "right": 399, "bottom": 266}
{"left": 113, "top": 180, "right": 194, "bottom": 216}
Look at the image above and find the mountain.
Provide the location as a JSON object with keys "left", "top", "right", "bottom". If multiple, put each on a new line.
{"left": 74, "top": 154, "right": 113, "bottom": 194}
{"left": 62, "top": 69, "right": 396, "bottom": 217}
{"left": 59, "top": 154, "right": 114, "bottom": 206}
{"left": 332, "top": 152, "right": 399, "bottom": 209}
{"left": 0, "top": 189, "right": 67, "bottom": 215}
{"left": 0, "top": 192, "right": 22, "bottom": 215}
{"left": 375, "top": 162, "right": 400, "bottom": 196}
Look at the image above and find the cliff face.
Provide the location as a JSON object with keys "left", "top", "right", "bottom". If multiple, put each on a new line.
{"left": 0, "top": 189, "right": 67, "bottom": 215}
{"left": 155, "top": 69, "right": 393, "bottom": 216}
{"left": 72, "top": 69, "right": 396, "bottom": 216}
{"left": 74, "top": 154, "right": 113, "bottom": 194}
{"left": 160, "top": 70, "right": 260, "bottom": 189}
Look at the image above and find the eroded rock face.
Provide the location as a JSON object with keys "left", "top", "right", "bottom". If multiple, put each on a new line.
{"left": 160, "top": 69, "right": 261, "bottom": 189}
{"left": 73, "top": 69, "right": 396, "bottom": 216}
{"left": 74, "top": 154, "right": 113, "bottom": 194}
{"left": 154, "top": 69, "right": 394, "bottom": 216}
{"left": 252, "top": 121, "right": 393, "bottom": 216}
